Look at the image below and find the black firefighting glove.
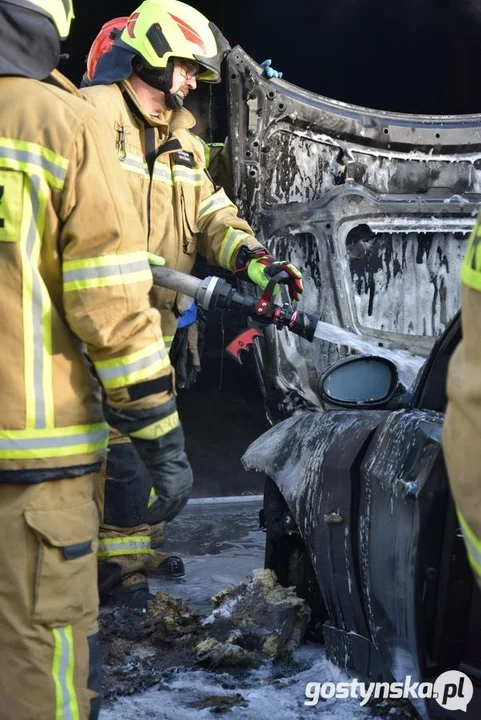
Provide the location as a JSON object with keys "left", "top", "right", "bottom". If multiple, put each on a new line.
{"left": 233, "top": 246, "right": 304, "bottom": 302}
{"left": 103, "top": 397, "right": 193, "bottom": 523}
{"left": 170, "top": 308, "right": 207, "bottom": 389}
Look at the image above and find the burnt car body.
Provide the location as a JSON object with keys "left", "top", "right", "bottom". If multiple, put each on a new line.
{"left": 226, "top": 47, "right": 481, "bottom": 421}
{"left": 242, "top": 313, "right": 481, "bottom": 719}
{"left": 228, "top": 50, "right": 481, "bottom": 718}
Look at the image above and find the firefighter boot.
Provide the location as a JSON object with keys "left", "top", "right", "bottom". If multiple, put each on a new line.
{"left": 98, "top": 562, "right": 155, "bottom": 610}
{"left": 154, "top": 552, "right": 186, "bottom": 578}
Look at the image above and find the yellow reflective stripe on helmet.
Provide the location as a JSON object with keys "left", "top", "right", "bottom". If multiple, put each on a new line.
{"left": 63, "top": 251, "right": 152, "bottom": 292}
{"left": 52, "top": 625, "right": 79, "bottom": 720}
{"left": 163, "top": 335, "right": 174, "bottom": 350}
{"left": 219, "top": 228, "right": 253, "bottom": 269}
{"left": 94, "top": 344, "right": 170, "bottom": 389}
{"left": 172, "top": 165, "right": 203, "bottom": 186}
{"left": 97, "top": 536, "right": 151, "bottom": 558}
{"left": 197, "top": 189, "right": 233, "bottom": 224}
{"left": 461, "top": 218, "right": 481, "bottom": 291}
{"left": 129, "top": 410, "right": 180, "bottom": 440}
{"left": 148, "top": 487, "right": 158, "bottom": 507}
{"left": 457, "top": 508, "right": 481, "bottom": 580}
{"left": 0, "top": 423, "right": 108, "bottom": 460}
{"left": 0, "top": 137, "right": 68, "bottom": 190}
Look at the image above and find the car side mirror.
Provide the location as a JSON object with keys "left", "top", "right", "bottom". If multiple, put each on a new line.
{"left": 319, "top": 355, "right": 405, "bottom": 409}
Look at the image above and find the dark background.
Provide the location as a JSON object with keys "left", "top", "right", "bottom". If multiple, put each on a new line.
{"left": 64, "top": 0, "right": 481, "bottom": 116}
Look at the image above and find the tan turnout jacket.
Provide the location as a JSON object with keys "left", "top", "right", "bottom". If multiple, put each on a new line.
{"left": 0, "top": 71, "right": 172, "bottom": 475}
{"left": 80, "top": 80, "right": 264, "bottom": 348}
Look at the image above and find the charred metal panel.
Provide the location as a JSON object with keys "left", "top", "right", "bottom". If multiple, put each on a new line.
{"left": 227, "top": 47, "right": 481, "bottom": 418}
{"left": 242, "top": 409, "right": 389, "bottom": 677}
{"left": 242, "top": 407, "right": 468, "bottom": 714}
{"left": 358, "top": 409, "right": 465, "bottom": 717}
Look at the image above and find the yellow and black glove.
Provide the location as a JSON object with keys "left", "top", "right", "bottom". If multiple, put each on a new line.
{"left": 234, "top": 247, "right": 304, "bottom": 302}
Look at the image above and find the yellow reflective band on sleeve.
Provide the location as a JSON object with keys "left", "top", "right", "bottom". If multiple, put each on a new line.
{"left": 197, "top": 189, "right": 234, "bottom": 225}
{"left": 461, "top": 219, "right": 481, "bottom": 291}
{"left": 129, "top": 410, "right": 179, "bottom": 440}
{"left": 457, "top": 508, "right": 481, "bottom": 581}
{"left": 148, "top": 487, "right": 158, "bottom": 507}
{"left": 172, "top": 165, "right": 204, "bottom": 187}
{"left": 63, "top": 251, "right": 152, "bottom": 292}
{"left": 0, "top": 423, "right": 108, "bottom": 460}
{"left": 52, "top": 626, "right": 80, "bottom": 720}
{"left": 94, "top": 343, "right": 170, "bottom": 389}
{"left": 219, "top": 228, "right": 253, "bottom": 270}
{"left": 163, "top": 335, "right": 174, "bottom": 350}
{"left": 0, "top": 137, "right": 68, "bottom": 190}
{"left": 97, "top": 535, "right": 151, "bottom": 558}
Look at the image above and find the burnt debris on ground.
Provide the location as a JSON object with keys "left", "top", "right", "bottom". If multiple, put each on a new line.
{"left": 100, "top": 569, "right": 310, "bottom": 701}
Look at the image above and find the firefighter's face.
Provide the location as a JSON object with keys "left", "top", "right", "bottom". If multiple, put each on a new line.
{"left": 170, "top": 58, "right": 199, "bottom": 99}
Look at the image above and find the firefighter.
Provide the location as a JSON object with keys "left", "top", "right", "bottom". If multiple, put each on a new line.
{"left": 443, "top": 214, "right": 481, "bottom": 588}
{"left": 0, "top": 0, "right": 192, "bottom": 716}
{"left": 81, "top": 0, "right": 304, "bottom": 608}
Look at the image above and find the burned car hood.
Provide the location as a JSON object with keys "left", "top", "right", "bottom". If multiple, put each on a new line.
{"left": 226, "top": 47, "right": 481, "bottom": 421}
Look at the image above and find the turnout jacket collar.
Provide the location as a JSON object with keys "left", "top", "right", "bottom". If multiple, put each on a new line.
{"left": 119, "top": 79, "right": 196, "bottom": 134}
{"left": 46, "top": 69, "right": 82, "bottom": 97}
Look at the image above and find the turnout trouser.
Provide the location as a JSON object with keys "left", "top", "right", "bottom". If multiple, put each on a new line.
{"left": 0, "top": 473, "right": 100, "bottom": 720}
{"left": 96, "top": 432, "right": 166, "bottom": 593}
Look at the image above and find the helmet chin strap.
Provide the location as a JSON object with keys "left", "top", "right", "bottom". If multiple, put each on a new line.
{"left": 132, "top": 56, "right": 184, "bottom": 111}
{"left": 165, "top": 91, "right": 184, "bottom": 111}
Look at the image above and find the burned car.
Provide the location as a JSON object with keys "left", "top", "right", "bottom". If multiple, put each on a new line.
{"left": 242, "top": 314, "right": 481, "bottom": 720}
{"left": 225, "top": 47, "right": 481, "bottom": 421}
{"left": 225, "top": 48, "right": 481, "bottom": 719}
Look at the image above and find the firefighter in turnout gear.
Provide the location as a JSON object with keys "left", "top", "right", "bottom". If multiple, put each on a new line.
{"left": 0, "top": 0, "right": 192, "bottom": 716}
{"left": 81, "top": 0, "right": 304, "bottom": 608}
{"left": 444, "top": 213, "right": 481, "bottom": 589}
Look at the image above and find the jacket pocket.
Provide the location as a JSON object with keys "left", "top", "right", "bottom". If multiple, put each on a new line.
{"left": 25, "top": 501, "right": 98, "bottom": 626}
{"left": 180, "top": 185, "right": 199, "bottom": 254}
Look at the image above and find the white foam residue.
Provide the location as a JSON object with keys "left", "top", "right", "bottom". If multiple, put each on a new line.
{"left": 100, "top": 646, "right": 380, "bottom": 720}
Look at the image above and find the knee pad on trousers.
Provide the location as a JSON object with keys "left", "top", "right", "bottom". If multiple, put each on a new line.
{"left": 103, "top": 442, "right": 153, "bottom": 528}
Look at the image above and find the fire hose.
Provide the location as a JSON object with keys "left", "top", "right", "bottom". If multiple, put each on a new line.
{"left": 150, "top": 265, "right": 320, "bottom": 360}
